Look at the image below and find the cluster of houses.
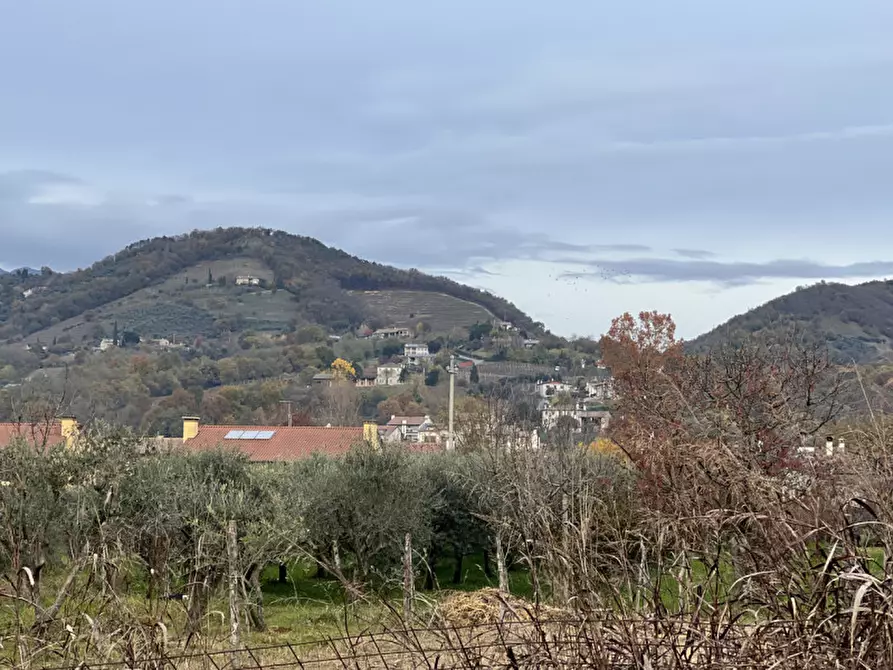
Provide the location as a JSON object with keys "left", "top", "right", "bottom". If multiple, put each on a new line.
{"left": 536, "top": 376, "right": 615, "bottom": 432}
{"left": 94, "top": 335, "right": 187, "bottom": 353}
{"left": 312, "top": 341, "right": 436, "bottom": 388}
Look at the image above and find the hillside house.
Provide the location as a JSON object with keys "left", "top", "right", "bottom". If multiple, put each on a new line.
{"left": 536, "top": 381, "right": 572, "bottom": 398}
{"left": 584, "top": 378, "right": 615, "bottom": 402}
{"left": 404, "top": 342, "right": 431, "bottom": 367}
{"left": 541, "top": 406, "right": 611, "bottom": 433}
{"left": 235, "top": 275, "right": 261, "bottom": 286}
{"left": 22, "top": 286, "right": 47, "bottom": 299}
{"left": 494, "top": 320, "right": 519, "bottom": 332}
{"left": 312, "top": 372, "right": 335, "bottom": 386}
{"left": 180, "top": 416, "right": 379, "bottom": 462}
{"left": 96, "top": 338, "right": 116, "bottom": 352}
{"left": 376, "top": 363, "right": 403, "bottom": 386}
{"left": 383, "top": 415, "right": 435, "bottom": 443}
{"left": 372, "top": 327, "right": 412, "bottom": 340}
{"left": 523, "top": 339, "right": 541, "bottom": 349}
{"left": 456, "top": 359, "right": 475, "bottom": 381}
{"left": 354, "top": 370, "right": 377, "bottom": 388}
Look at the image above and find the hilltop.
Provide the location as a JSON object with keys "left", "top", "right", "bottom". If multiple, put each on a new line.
{"left": 0, "top": 227, "right": 542, "bottom": 345}
{"left": 691, "top": 279, "right": 893, "bottom": 364}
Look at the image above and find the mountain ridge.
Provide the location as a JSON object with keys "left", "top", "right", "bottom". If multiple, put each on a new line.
{"left": 690, "top": 279, "right": 893, "bottom": 364}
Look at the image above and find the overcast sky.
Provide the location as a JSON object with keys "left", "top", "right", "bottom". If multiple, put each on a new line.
{"left": 3, "top": 1, "right": 893, "bottom": 338}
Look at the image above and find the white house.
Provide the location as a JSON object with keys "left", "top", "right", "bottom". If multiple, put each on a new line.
{"left": 376, "top": 363, "right": 404, "bottom": 386}
{"left": 535, "top": 381, "right": 572, "bottom": 398}
{"left": 404, "top": 342, "right": 431, "bottom": 367}
{"left": 384, "top": 415, "right": 435, "bottom": 442}
{"left": 584, "top": 379, "right": 615, "bottom": 402}
{"left": 541, "top": 406, "right": 611, "bottom": 432}
{"left": 235, "top": 276, "right": 261, "bottom": 286}
{"left": 373, "top": 327, "right": 412, "bottom": 339}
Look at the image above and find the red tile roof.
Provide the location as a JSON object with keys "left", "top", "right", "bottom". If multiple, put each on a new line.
{"left": 184, "top": 425, "right": 367, "bottom": 462}
{"left": 0, "top": 421, "right": 65, "bottom": 448}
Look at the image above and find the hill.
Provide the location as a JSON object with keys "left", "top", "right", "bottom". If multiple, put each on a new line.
{"left": 691, "top": 279, "right": 893, "bottom": 364}
{"left": 0, "top": 227, "right": 542, "bottom": 345}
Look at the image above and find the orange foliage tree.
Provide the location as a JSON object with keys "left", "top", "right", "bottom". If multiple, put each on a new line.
{"left": 601, "top": 310, "right": 845, "bottom": 491}
{"left": 599, "top": 311, "right": 686, "bottom": 445}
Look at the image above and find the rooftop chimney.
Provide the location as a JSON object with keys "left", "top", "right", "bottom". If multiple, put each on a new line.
{"left": 182, "top": 416, "right": 200, "bottom": 441}
{"left": 363, "top": 422, "right": 380, "bottom": 450}
{"left": 59, "top": 415, "right": 79, "bottom": 449}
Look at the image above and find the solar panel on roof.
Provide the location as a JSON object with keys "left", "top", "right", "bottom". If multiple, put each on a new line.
{"left": 224, "top": 430, "right": 244, "bottom": 440}
{"left": 240, "top": 430, "right": 260, "bottom": 439}
{"left": 256, "top": 430, "right": 276, "bottom": 439}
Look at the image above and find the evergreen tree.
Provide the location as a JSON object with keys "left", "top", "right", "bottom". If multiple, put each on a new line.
{"left": 208, "top": 268, "right": 213, "bottom": 284}
{"left": 470, "top": 364, "right": 479, "bottom": 384}
{"left": 112, "top": 321, "right": 119, "bottom": 346}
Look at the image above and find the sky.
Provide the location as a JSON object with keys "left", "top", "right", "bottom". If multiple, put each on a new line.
{"left": 3, "top": 1, "right": 893, "bottom": 338}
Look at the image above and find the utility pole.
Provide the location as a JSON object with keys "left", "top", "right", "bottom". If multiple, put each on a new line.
{"left": 448, "top": 355, "right": 456, "bottom": 450}
{"left": 279, "top": 400, "right": 293, "bottom": 427}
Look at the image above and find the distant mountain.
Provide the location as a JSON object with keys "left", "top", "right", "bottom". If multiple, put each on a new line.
{"left": 0, "top": 267, "right": 42, "bottom": 277}
{"left": 691, "top": 279, "right": 893, "bottom": 364}
{"left": 0, "top": 227, "right": 542, "bottom": 344}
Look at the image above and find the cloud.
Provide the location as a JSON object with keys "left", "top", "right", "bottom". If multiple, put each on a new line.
{"left": 673, "top": 248, "right": 716, "bottom": 259}
{"left": 0, "top": 170, "right": 620, "bottom": 274}
{"left": 561, "top": 257, "right": 893, "bottom": 287}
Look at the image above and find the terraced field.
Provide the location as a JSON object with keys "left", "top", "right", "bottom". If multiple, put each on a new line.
{"left": 351, "top": 290, "right": 495, "bottom": 333}
{"left": 477, "top": 361, "right": 557, "bottom": 381}
{"left": 25, "top": 258, "right": 298, "bottom": 344}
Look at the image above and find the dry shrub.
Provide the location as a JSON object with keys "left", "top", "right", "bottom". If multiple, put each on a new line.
{"left": 435, "top": 588, "right": 565, "bottom": 627}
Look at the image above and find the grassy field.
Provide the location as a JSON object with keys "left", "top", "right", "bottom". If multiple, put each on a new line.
{"left": 351, "top": 290, "right": 494, "bottom": 333}
{"left": 246, "top": 554, "right": 532, "bottom": 645}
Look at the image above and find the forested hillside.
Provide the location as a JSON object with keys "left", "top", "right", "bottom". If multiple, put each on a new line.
{"left": 691, "top": 279, "right": 893, "bottom": 364}
{"left": 0, "top": 227, "right": 541, "bottom": 341}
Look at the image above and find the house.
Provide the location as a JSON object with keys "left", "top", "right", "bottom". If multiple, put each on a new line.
{"left": 523, "top": 339, "right": 541, "bottom": 349}
{"left": 312, "top": 372, "right": 335, "bottom": 386}
{"left": 456, "top": 359, "right": 475, "bottom": 381}
{"left": 97, "top": 338, "right": 116, "bottom": 352}
{"left": 494, "top": 320, "right": 519, "bottom": 332}
{"left": 0, "top": 417, "right": 80, "bottom": 450}
{"left": 354, "top": 370, "right": 377, "bottom": 388}
{"left": 372, "top": 327, "right": 412, "bottom": 340}
{"left": 180, "top": 416, "right": 378, "bottom": 462}
{"left": 384, "top": 415, "right": 435, "bottom": 443}
{"left": 535, "top": 381, "right": 572, "bottom": 398}
{"left": 21, "top": 286, "right": 47, "bottom": 299}
{"left": 404, "top": 342, "right": 431, "bottom": 367}
{"left": 584, "top": 379, "right": 615, "bottom": 402}
{"left": 541, "top": 407, "right": 611, "bottom": 433}
{"left": 235, "top": 275, "right": 261, "bottom": 286}
{"left": 376, "top": 363, "right": 403, "bottom": 386}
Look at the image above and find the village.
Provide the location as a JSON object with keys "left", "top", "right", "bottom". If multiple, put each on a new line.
{"left": 0, "top": 314, "right": 615, "bottom": 460}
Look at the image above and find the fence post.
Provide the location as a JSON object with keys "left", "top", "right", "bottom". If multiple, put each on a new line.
{"left": 495, "top": 533, "right": 509, "bottom": 594}
{"left": 559, "top": 493, "right": 570, "bottom": 605}
{"left": 227, "top": 519, "right": 241, "bottom": 648}
{"left": 403, "top": 533, "right": 414, "bottom": 619}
